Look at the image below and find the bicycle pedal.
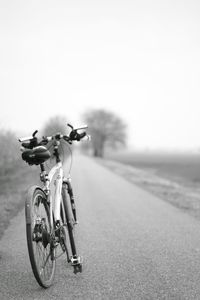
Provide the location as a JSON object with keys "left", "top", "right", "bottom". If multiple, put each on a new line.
{"left": 71, "top": 255, "right": 83, "bottom": 265}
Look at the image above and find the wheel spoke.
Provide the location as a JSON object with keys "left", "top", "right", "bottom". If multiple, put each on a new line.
{"left": 32, "top": 222, "right": 54, "bottom": 282}
{"left": 34, "top": 243, "right": 52, "bottom": 275}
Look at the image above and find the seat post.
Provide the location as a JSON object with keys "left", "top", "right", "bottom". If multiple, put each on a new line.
{"left": 40, "top": 163, "right": 45, "bottom": 172}
{"left": 39, "top": 163, "right": 48, "bottom": 183}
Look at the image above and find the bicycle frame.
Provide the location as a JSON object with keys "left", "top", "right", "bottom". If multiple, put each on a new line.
{"left": 40, "top": 161, "right": 65, "bottom": 230}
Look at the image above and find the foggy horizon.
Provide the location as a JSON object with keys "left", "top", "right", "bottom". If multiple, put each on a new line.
{"left": 0, "top": 0, "right": 200, "bottom": 151}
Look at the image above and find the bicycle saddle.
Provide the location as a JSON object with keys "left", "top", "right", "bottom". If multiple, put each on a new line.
{"left": 22, "top": 146, "right": 51, "bottom": 165}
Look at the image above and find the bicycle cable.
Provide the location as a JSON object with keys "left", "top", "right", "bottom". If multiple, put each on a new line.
{"left": 44, "top": 138, "right": 73, "bottom": 174}
{"left": 64, "top": 141, "right": 73, "bottom": 175}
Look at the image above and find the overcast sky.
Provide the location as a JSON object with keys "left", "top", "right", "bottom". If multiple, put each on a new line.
{"left": 0, "top": 0, "right": 200, "bottom": 150}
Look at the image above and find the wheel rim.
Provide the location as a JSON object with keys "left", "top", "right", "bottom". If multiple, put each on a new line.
{"left": 31, "top": 193, "right": 55, "bottom": 284}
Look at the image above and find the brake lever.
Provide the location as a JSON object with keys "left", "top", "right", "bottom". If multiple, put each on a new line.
{"left": 67, "top": 123, "right": 74, "bottom": 130}
{"left": 32, "top": 130, "right": 38, "bottom": 137}
{"left": 19, "top": 130, "right": 39, "bottom": 143}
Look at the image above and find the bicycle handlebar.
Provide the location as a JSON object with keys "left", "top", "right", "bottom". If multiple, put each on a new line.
{"left": 19, "top": 124, "right": 90, "bottom": 149}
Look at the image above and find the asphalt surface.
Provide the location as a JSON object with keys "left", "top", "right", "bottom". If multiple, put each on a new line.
{"left": 1, "top": 155, "right": 200, "bottom": 299}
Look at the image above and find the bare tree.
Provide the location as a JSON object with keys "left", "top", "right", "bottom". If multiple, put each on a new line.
{"left": 83, "top": 109, "right": 127, "bottom": 157}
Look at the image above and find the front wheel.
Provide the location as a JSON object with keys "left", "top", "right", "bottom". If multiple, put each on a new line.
{"left": 62, "top": 186, "right": 82, "bottom": 273}
{"left": 25, "top": 186, "right": 56, "bottom": 288}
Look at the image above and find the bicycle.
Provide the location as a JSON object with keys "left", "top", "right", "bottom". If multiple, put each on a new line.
{"left": 19, "top": 123, "right": 89, "bottom": 288}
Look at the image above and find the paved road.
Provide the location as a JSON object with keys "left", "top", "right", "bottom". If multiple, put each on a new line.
{"left": 1, "top": 155, "right": 200, "bottom": 299}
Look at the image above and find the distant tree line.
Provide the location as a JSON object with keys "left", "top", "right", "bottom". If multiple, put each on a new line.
{"left": 0, "top": 130, "right": 20, "bottom": 174}
{"left": 0, "top": 109, "right": 127, "bottom": 175}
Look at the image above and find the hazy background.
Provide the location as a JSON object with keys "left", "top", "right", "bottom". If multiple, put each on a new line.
{"left": 0, "top": 0, "right": 200, "bottom": 151}
{"left": 1, "top": 0, "right": 200, "bottom": 270}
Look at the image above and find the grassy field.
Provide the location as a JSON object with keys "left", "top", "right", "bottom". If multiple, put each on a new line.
{"left": 0, "top": 162, "right": 39, "bottom": 239}
{"left": 106, "top": 151, "right": 200, "bottom": 187}
{"left": 101, "top": 150, "right": 200, "bottom": 220}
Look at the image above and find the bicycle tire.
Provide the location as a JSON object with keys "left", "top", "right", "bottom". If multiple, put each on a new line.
{"left": 62, "top": 186, "right": 77, "bottom": 258}
{"left": 59, "top": 196, "right": 70, "bottom": 261}
{"left": 25, "top": 186, "right": 56, "bottom": 288}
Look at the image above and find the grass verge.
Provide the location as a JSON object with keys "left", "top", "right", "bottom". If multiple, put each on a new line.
{"left": 97, "top": 157, "right": 200, "bottom": 220}
{"left": 0, "top": 162, "right": 39, "bottom": 239}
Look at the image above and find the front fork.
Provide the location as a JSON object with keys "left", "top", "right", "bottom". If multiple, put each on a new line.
{"left": 62, "top": 178, "right": 82, "bottom": 273}
{"left": 63, "top": 177, "right": 77, "bottom": 223}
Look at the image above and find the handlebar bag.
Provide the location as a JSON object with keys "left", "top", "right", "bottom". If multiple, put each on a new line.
{"left": 22, "top": 146, "right": 51, "bottom": 165}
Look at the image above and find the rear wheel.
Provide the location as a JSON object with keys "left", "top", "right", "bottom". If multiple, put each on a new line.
{"left": 25, "top": 187, "right": 56, "bottom": 288}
